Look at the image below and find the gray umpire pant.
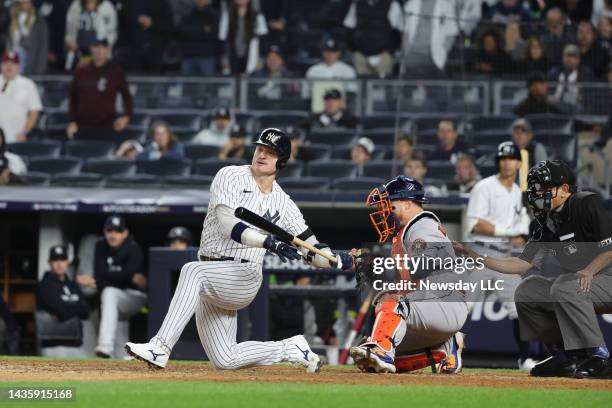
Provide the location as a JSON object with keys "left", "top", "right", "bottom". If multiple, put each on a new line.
{"left": 515, "top": 268, "right": 612, "bottom": 350}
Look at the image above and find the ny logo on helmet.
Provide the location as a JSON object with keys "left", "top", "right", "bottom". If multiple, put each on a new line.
{"left": 265, "top": 133, "right": 281, "bottom": 143}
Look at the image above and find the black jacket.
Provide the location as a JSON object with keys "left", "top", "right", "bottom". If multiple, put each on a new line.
{"left": 177, "top": 5, "right": 221, "bottom": 58}
{"left": 513, "top": 94, "right": 562, "bottom": 117}
{"left": 94, "top": 236, "right": 143, "bottom": 291}
{"left": 301, "top": 111, "right": 360, "bottom": 133}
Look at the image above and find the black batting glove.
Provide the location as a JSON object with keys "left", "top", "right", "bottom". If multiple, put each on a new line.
{"left": 263, "top": 236, "right": 301, "bottom": 263}
{"left": 336, "top": 251, "right": 355, "bottom": 271}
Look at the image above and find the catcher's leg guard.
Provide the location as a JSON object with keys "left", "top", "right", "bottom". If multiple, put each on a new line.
{"left": 368, "top": 300, "right": 407, "bottom": 353}
{"left": 395, "top": 349, "right": 447, "bottom": 373}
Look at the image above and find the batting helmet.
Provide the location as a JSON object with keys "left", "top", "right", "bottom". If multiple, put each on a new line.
{"left": 527, "top": 160, "right": 576, "bottom": 215}
{"left": 167, "top": 226, "right": 192, "bottom": 245}
{"left": 366, "top": 176, "right": 429, "bottom": 242}
{"left": 495, "top": 141, "right": 521, "bottom": 170}
{"left": 253, "top": 128, "right": 291, "bottom": 169}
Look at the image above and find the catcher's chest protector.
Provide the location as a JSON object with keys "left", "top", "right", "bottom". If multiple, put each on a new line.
{"left": 391, "top": 224, "right": 412, "bottom": 283}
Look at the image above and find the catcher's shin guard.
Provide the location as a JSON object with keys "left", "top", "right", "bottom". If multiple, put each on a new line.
{"left": 368, "top": 300, "right": 407, "bottom": 353}
{"left": 395, "top": 349, "right": 447, "bottom": 373}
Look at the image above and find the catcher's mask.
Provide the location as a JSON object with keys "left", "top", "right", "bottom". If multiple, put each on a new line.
{"left": 526, "top": 160, "right": 576, "bottom": 217}
{"left": 366, "top": 176, "right": 428, "bottom": 243}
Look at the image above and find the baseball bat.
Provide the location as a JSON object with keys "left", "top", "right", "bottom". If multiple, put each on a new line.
{"left": 234, "top": 207, "right": 338, "bottom": 266}
{"left": 338, "top": 293, "right": 373, "bottom": 364}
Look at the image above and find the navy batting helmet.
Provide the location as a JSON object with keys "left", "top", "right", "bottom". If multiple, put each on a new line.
{"left": 253, "top": 128, "right": 291, "bottom": 169}
{"left": 495, "top": 141, "right": 521, "bottom": 170}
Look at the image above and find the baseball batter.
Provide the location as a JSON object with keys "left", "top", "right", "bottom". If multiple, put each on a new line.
{"left": 349, "top": 176, "right": 468, "bottom": 374}
{"left": 125, "top": 128, "right": 353, "bottom": 372}
{"left": 464, "top": 141, "right": 533, "bottom": 370}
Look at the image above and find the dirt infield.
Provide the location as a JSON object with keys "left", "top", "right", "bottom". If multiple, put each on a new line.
{"left": 1, "top": 359, "right": 612, "bottom": 391}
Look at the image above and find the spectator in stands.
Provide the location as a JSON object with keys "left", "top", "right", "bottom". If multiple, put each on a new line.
{"left": 76, "top": 215, "right": 147, "bottom": 359}
{"left": 167, "top": 226, "right": 192, "bottom": 250}
{"left": 549, "top": 0, "right": 593, "bottom": 25}
{"left": 393, "top": 133, "right": 414, "bottom": 162}
{"left": 428, "top": 119, "right": 475, "bottom": 164}
{"left": 549, "top": 44, "right": 595, "bottom": 110}
{"left": 403, "top": 152, "right": 444, "bottom": 197}
{"left": 218, "top": 123, "right": 248, "bottom": 160}
{"left": 67, "top": 38, "right": 133, "bottom": 142}
{"left": 540, "top": 7, "right": 577, "bottom": 66}
{"left": 577, "top": 20, "right": 611, "bottom": 79}
{"left": 518, "top": 37, "right": 550, "bottom": 75}
{"left": 445, "top": 154, "right": 479, "bottom": 194}
{"left": 0, "top": 50, "right": 42, "bottom": 143}
{"left": 0, "top": 155, "right": 11, "bottom": 186}
{"left": 351, "top": 137, "right": 374, "bottom": 176}
{"left": 136, "top": 121, "right": 185, "bottom": 161}
{"left": 219, "top": 0, "right": 268, "bottom": 75}
{"left": 177, "top": 0, "right": 221, "bottom": 76}
{"left": 259, "top": 0, "right": 288, "bottom": 44}
{"left": 0, "top": 128, "right": 26, "bottom": 175}
{"left": 301, "top": 89, "right": 359, "bottom": 133}
{"left": 36, "top": 245, "right": 90, "bottom": 358}
{"left": 513, "top": 71, "right": 561, "bottom": 116}
{"left": 510, "top": 118, "right": 547, "bottom": 168}
{"left": 474, "top": 29, "right": 512, "bottom": 75}
{"left": 118, "top": 0, "right": 173, "bottom": 74}
{"left": 592, "top": 0, "right": 612, "bottom": 27}
{"left": 115, "top": 139, "right": 143, "bottom": 160}
{"left": 6, "top": 0, "right": 49, "bottom": 75}
{"left": 251, "top": 44, "right": 291, "bottom": 78}
{"left": 597, "top": 15, "right": 612, "bottom": 50}
{"left": 342, "top": 0, "right": 402, "bottom": 78}
{"left": 65, "top": 0, "right": 118, "bottom": 69}
{"left": 305, "top": 38, "right": 357, "bottom": 80}
{"left": 193, "top": 106, "right": 232, "bottom": 146}
{"left": 485, "top": 0, "right": 532, "bottom": 24}
{"left": 169, "top": 0, "right": 194, "bottom": 24}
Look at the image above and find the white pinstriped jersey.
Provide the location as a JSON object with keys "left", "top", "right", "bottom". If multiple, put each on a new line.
{"left": 198, "top": 165, "right": 308, "bottom": 267}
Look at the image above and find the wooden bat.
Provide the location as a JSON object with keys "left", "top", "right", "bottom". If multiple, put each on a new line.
{"left": 234, "top": 207, "right": 338, "bottom": 266}
{"left": 339, "top": 293, "right": 373, "bottom": 364}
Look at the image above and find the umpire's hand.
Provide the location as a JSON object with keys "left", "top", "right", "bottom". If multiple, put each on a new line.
{"left": 263, "top": 236, "right": 301, "bottom": 262}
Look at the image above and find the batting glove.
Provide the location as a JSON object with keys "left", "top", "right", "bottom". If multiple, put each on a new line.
{"left": 336, "top": 251, "right": 355, "bottom": 271}
{"left": 263, "top": 236, "right": 301, "bottom": 263}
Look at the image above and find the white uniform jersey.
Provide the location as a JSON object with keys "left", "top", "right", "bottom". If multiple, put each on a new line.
{"left": 466, "top": 175, "right": 530, "bottom": 243}
{"left": 198, "top": 165, "right": 308, "bottom": 267}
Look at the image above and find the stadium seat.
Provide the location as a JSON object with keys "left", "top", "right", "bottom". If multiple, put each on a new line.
{"left": 184, "top": 144, "right": 220, "bottom": 160}
{"left": 361, "top": 114, "right": 412, "bottom": 131}
{"left": 194, "top": 158, "right": 247, "bottom": 176}
{"left": 7, "top": 140, "right": 62, "bottom": 159}
{"left": 445, "top": 100, "right": 484, "bottom": 114}
{"left": 51, "top": 173, "right": 104, "bottom": 188}
{"left": 469, "top": 115, "right": 515, "bottom": 134}
{"left": 234, "top": 112, "right": 255, "bottom": 132}
{"left": 257, "top": 112, "right": 308, "bottom": 129}
{"left": 126, "top": 112, "right": 151, "bottom": 131}
{"left": 307, "top": 130, "right": 356, "bottom": 146}
{"left": 277, "top": 176, "right": 329, "bottom": 190}
{"left": 306, "top": 159, "right": 356, "bottom": 180}
{"left": 105, "top": 174, "right": 161, "bottom": 189}
{"left": 426, "top": 161, "right": 456, "bottom": 181}
{"left": 295, "top": 144, "right": 331, "bottom": 161}
{"left": 536, "top": 133, "right": 577, "bottom": 165}
{"left": 65, "top": 140, "right": 115, "bottom": 159}
{"left": 28, "top": 156, "right": 82, "bottom": 176}
{"left": 163, "top": 175, "right": 214, "bottom": 189}
{"left": 363, "top": 160, "right": 402, "bottom": 179}
{"left": 471, "top": 132, "right": 511, "bottom": 154}
{"left": 277, "top": 161, "right": 303, "bottom": 179}
{"left": 43, "top": 111, "right": 71, "bottom": 130}
{"left": 331, "top": 177, "right": 385, "bottom": 191}
{"left": 362, "top": 130, "right": 396, "bottom": 148}
{"left": 331, "top": 145, "right": 386, "bottom": 160}
{"left": 84, "top": 159, "right": 136, "bottom": 177}
{"left": 173, "top": 130, "right": 197, "bottom": 143}
{"left": 136, "top": 159, "right": 192, "bottom": 177}
{"left": 20, "top": 172, "right": 50, "bottom": 186}
{"left": 414, "top": 114, "right": 462, "bottom": 133}
{"left": 156, "top": 96, "right": 196, "bottom": 110}
{"left": 525, "top": 114, "right": 573, "bottom": 134}
{"left": 151, "top": 112, "right": 202, "bottom": 133}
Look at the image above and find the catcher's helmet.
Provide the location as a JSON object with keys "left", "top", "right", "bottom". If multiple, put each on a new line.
{"left": 253, "top": 128, "right": 291, "bottom": 169}
{"left": 167, "top": 226, "right": 192, "bottom": 245}
{"left": 366, "top": 176, "right": 429, "bottom": 242}
{"left": 527, "top": 160, "right": 576, "bottom": 215}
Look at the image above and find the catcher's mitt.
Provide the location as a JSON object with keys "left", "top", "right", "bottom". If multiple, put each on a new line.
{"left": 354, "top": 247, "right": 376, "bottom": 289}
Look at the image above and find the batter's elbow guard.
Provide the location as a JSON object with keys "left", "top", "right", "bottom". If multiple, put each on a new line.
{"left": 304, "top": 242, "right": 334, "bottom": 268}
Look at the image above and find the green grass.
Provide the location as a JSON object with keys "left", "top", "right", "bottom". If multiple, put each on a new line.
{"left": 1, "top": 380, "right": 611, "bottom": 408}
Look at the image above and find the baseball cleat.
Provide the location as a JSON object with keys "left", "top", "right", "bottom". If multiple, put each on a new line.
{"left": 518, "top": 358, "right": 538, "bottom": 371}
{"left": 350, "top": 344, "right": 396, "bottom": 373}
{"left": 125, "top": 340, "right": 169, "bottom": 369}
{"left": 95, "top": 346, "right": 112, "bottom": 359}
{"left": 439, "top": 332, "right": 465, "bottom": 374}
{"left": 285, "top": 335, "right": 321, "bottom": 373}
{"left": 530, "top": 355, "right": 576, "bottom": 377}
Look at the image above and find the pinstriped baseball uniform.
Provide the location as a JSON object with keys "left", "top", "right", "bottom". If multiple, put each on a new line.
{"left": 152, "top": 165, "right": 310, "bottom": 369}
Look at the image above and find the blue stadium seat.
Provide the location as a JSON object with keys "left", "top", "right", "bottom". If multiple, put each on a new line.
{"left": 277, "top": 161, "right": 303, "bottom": 179}
{"left": 361, "top": 114, "right": 412, "bottom": 131}
{"left": 156, "top": 96, "right": 196, "bottom": 110}
{"left": 21, "top": 172, "right": 50, "bottom": 186}
{"left": 471, "top": 132, "right": 511, "bottom": 154}
{"left": 65, "top": 140, "right": 115, "bottom": 159}
{"left": 164, "top": 175, "right": 214, "bottom": 189}
{"left": 331, "top": 145, "right": 386, "bottom": 160}
{"left": 151, "top": 112, "right": 202, "bottom": 133}
{"left": 445, "top": 101, "right": 484, "bottom": 114}
{"left": 127, "top": 112, "right": 151, "bottom": 131}
{"left": 184, "top": 144, "right": 220, "bottom": 160}
{"left": 525, "top": 114, "right": 573, "bottom": 134}
{"left": 307, "top": 130, "right": 356, "bottom": 146}
{"left": 362, "top": 130, "right": 396, "bottom": 148}
{"left": 105, "top": 174, "right": 161, "bottom": 189}
{"left": 469, "top": 115, "right": 515, "bottom": 133}
{"left": 43, "top": 111, "right": 71, "bottom": 130}
{"left": 363, "top": 160, "right": 402, "bottom": 179}
{"left": 295, "top": 144, "right": 331, "bottom": 161}
{"left": 277, "top": 176, "right": 329, "bottom": 190}
{"left": 84, "top": 159, "right": 136, "bottom": 177}
{"left": 257, "top": 112, "right": 308, "bottom": 129}
{"left": 194, "top": 158, "right": 248, "bottom": 176}
{"left": 51, "top": 173, "right": 104, "bottom": 188}
{"left": 28, "top": 156, "right": 82, "bottom": 175}
{"left": 306, "top": 159, "right": 356, "bottom": 180}
{"left": 331, "top": 177, "right": 386, "bottom": 191}
{"left": 426, "top": 161, "right": 455, "bottom": 181}
{"left": 136, "top": 159, "right": 191, "bottom": 177}
{"left": 7, "top": 140, "right": 62, "bottom": 159}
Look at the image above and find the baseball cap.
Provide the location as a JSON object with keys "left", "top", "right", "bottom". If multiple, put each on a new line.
{"left": 266, "top": 44, "right": 283, "bottom": 57}
{"left": 49, "top": 245, "right": 68, "bottom": 262}
{"left": 1, "top": 50, "right": 20, "bottom": 64}
{"left": 212, "top": 107, "right": 231, "bottom": 120}
{"left": 512, "top": 118, "right": 532, "bottom": 133}
{"left": 356, "top": 137, "right": 375, "bottom": 155}
{"left": 229, "top": 123, "right": 246, "bottom": 138}
{"left": 323, "top": 88, "right": 343, "bottom": 100}
{"left": 285, "top": 126, "right": 303, "bottom": 140}
{"left": 546, "top": 160, "right": 576, "bottom": 187}
{"left": 92, "top": 37, "right": 109, "bottom": 47}
{"left": 167, "top": 226, "right": 192, "bottom": 244}
{"left": 322, "top": 38, "right": 341, "bottom": 52}
{"left": 526, "top": 71, "right": 547, "bottom": 87}
{"left": 563, "top": 44, "right": 580, "bottom": 57}
{"left": 104, "top": 215, "right": 126, "bottom": 231}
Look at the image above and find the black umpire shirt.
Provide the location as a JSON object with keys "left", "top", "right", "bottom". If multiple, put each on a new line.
{"left": 36, "top": 271, "right": 90, "bottom": 347}
{"left": 519, "top": 192, "right": 612, "bottom": 273}
{"left": 94, "top": 235, "right": 143, "bottom": 292}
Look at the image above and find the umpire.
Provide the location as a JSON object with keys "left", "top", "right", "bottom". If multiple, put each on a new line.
{"left": 457, "top": 160, "right": 612, "bottom": 378}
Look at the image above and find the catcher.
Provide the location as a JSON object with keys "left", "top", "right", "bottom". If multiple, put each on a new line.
{"left": 349, "top": 175, "right": 468, "bottom": 374}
